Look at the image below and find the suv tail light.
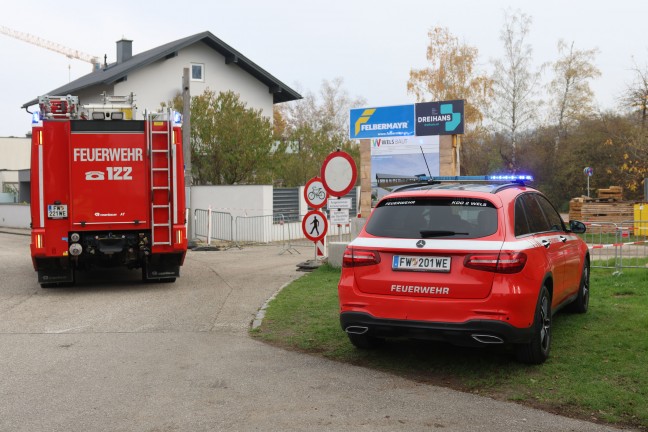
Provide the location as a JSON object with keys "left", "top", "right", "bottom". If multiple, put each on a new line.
{"left": 464, "top": 252, "right": 527, "bottom": 274}
{"left": 342, "top": 248, "right": 381, "bottom": 267}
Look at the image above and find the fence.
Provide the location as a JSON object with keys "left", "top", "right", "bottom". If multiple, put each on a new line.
{"left": 193, "top": 210, "right": 648, "bottom": 272}
{"left": 193, "top": 208, "right": 353, "bottom": 250}
{"left": 584, "top": 220, "right": 648, "bottom": 272}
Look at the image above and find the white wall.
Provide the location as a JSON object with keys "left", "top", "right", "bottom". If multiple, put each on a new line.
{"left": 190, "top": 185, "right": 273, "bottom": 219}
{"left": 0, "top": 204, "right": 30, "bottom": 228}
{"left": 115, "top": 42, "right": 274, "bottom": 118}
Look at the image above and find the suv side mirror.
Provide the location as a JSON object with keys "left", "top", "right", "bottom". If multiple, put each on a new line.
{"left": 569, "top": 220, "right": 587, "bottom": 234}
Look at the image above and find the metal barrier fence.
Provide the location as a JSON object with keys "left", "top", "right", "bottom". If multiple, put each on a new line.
{"left": 194, "top": 209, "right": 235, "bottom": 243}
{"left": 584, "top": 220, "right": 648, "bottom": 272}
{"left": 193, "top": 209, "right": 353, "bottom": 250}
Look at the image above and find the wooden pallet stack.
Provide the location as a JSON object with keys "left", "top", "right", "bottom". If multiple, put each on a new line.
{"left": 568, "top": 186, "right": 633, "bottom": 232}
{"left": 568, "top": 197, "right": 587, "bottom": 221}
{"left": 597, "top": 186, "right": 623, "bottom": 200}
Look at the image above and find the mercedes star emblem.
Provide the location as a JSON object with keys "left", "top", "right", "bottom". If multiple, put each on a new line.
{"left": 416, "top": 240, "right": 426, "bottom": 248}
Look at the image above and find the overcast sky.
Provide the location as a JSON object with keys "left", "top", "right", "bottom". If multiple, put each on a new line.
{"left": 1, "top": 0, "right": 647, "bottom": 137}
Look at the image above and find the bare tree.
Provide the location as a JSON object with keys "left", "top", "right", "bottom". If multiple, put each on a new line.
{"left": 407, "top": 26, "right": 491, "bottom": 127}
{"left": 276, "top": 77, "right": 366, "bottom": 141}
{"left": 622, "top": 59, "right": 648, "bottom": 128}
{"left": 548, "top": 40, "right": 600, "bottom": 150}
{"left": 271, "top": 78, "right": 364, "bottom": 186}
{"left": 489, "top": 10, "right": 542, "bottom": 169}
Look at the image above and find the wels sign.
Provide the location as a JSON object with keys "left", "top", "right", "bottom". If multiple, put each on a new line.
{"left": 349, "top": 104, "right": 415, "bottom": 139}
{"left": 415, "top": 100, "right": 464, "bottom": 136}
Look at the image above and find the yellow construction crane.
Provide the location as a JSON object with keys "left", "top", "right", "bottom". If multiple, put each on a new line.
{"left": 0, "top": 25, "right": 101, "bottom": 79}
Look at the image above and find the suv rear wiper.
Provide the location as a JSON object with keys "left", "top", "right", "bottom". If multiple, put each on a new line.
{"left": 419, "top": 230, "right": 469, "bottom": 238}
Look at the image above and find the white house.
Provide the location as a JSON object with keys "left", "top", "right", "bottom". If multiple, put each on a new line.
{"left": 22, "top": 31, "right": 301, "bottom": 117}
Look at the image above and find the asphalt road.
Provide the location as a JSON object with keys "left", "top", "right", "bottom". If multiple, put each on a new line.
{"left": 0, "top": 231, "right": 630, "bottom": 432}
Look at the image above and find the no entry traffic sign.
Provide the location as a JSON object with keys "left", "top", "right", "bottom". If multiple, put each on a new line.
{"left": 321, "top": 151, "right": 357, "bottom": 198}
{"left": 301, "top": 210, "right": 328, "bottom": 242}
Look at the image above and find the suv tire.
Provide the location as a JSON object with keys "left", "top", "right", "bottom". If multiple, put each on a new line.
{"left": 516, "top": 286, "right": 552, "bottom": 364}
{"left": 567, "top": 261, "right": 590, "bottom": 314}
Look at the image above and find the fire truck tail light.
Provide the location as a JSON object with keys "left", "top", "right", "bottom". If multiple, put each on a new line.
{"left": 464, "top": 252, "right": 527, "bottom": 274}
{"left": 35, "top": 234, "right": 43, "bottom": 249}
{"left": 343, "top": 248, "right": 381, "bottom": 267}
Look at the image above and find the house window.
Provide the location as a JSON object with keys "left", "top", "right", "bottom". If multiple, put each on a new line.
{"left": 191, "top": 63, "right": 204, "bottom": 81}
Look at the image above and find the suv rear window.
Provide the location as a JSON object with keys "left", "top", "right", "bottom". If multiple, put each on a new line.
{"left": 366, "top": 197, "right": 498, "bottom": 239}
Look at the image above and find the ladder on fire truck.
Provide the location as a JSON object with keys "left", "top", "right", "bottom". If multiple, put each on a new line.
{"left": 147, "top": 110, "right": 175, "bottom": 246}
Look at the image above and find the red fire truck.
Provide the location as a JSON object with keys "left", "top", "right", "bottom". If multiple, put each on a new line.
{"left": 30, "top": 94, "right": 187, "bottom": 287}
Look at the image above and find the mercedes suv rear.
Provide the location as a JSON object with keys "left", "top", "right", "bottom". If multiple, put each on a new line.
{"left": 338, "top": 176, "right": 590, "bottom": 364}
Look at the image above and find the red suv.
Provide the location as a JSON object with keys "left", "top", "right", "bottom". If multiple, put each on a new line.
{"left": 338, "top": 176, "right": 589, "bottom": 364}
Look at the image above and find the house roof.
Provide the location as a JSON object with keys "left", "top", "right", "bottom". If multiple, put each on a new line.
{"left": 22, "top": 31, "right": 302, "bottom": 108}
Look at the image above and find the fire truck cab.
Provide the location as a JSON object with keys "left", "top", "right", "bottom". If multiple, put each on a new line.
{"left": 30, "top": 93, "right": 187, "bottom": 286}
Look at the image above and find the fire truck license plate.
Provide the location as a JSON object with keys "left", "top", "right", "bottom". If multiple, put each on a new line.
{"left": 392, "top": 255, "right": 451, "bottom": 272}
{"left": 47, "top": 205, "right": 68, "bottom": 219}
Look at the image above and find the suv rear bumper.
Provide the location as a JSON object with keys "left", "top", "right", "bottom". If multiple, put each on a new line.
{"left": 340, "top": 312, "right": 534, "bottom": 347}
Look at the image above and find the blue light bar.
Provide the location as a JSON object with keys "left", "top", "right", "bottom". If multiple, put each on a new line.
{"left": 32, "top": 112, "right": 41, "bottom": 123}
{"left": 414, "top": 174, "right": 534, "bottom": 183}
{"left": 488, "top": 174, "right": 534, "bottom": 182}
{"left": 172, "top": 111, "right": 183, "bottom": 125}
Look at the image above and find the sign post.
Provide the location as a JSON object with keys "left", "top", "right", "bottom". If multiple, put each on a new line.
{"left": 584, "top": 167, "right": 593, "bottom": 197}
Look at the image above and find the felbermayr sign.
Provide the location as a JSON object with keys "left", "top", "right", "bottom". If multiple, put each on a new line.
{"left": 415, "top": 100, "right": 464, "bottom": 136}
{"left": 349, "top": 105, "right": 415, "bottom": 139}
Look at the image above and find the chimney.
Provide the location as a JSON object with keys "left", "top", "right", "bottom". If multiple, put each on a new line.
{"left": 116, "top": 38, "right": 133, "bottom": 64}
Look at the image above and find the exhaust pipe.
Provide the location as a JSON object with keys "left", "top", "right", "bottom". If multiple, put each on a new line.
{"left": 471, "top": 334, "right": 504, "bottom": 344}
{"left": 345, "top": 326, "right": 369, "bottom": 335}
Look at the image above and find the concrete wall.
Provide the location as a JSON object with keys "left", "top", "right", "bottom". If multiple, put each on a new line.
{"left": 0, "top": 138, "right": 30, "bottom": 202}
{"left": 190, "top": 185, "right": 273, "bottom": 219}
{"left": 0, "top": 204, "right": 30, "bottom": 228}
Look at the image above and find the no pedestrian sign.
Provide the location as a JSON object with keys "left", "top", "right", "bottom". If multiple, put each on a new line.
{"left": 302, "top": 210, "right": 328, "bottom": 242}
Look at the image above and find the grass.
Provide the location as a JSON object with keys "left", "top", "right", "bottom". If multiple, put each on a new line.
{"left": 251, "top": 264, "right": 648, "bottom": 430}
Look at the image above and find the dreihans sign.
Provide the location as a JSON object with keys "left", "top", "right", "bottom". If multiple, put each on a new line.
{"left": 415, "top": 100, "right": 464, "bottom": 136}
